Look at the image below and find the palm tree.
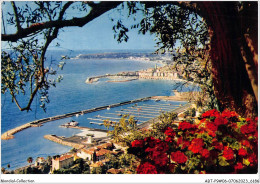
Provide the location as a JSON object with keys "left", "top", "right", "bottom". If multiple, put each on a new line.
{"left": 27, "top": 157, "right": 33, "bottom": 165}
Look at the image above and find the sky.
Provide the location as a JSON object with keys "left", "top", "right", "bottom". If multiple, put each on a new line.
{"left": 1, "top": 1, "right": 157, "bottom": 51}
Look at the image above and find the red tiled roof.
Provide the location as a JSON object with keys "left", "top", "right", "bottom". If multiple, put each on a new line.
{"left": 82, "top": 148, "right": 95, "bottom": 154}
{"left": 96, "top": 149, "right": 111, "bottom": 156}
{"left": 55, "top": 154, "right": 73, "bottom": 161}
{"left": 96, "top": 143, "right": 113, "bottom": 149}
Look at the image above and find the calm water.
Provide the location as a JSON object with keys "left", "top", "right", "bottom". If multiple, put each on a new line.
{"left": 1, "top": 50, "right": 190, "bottom": 170}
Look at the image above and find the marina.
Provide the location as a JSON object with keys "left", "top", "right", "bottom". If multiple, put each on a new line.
{"left": 1, "top": 96, "right": 189, "bottom": 140}
{"left": 1, "top": 95, "right": 191, "bottom": 141}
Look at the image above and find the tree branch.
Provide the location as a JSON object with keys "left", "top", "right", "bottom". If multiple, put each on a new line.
{"left": 11, "top": 1, "right": 22, "bottom": 32}
{"left": 2, "top": 1, "right": 121, "bottom": 42}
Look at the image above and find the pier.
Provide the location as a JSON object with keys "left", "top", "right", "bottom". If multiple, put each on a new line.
{"left": 85, "top": 72, "right": 138, "bottom": 84}
{"left": 1, "top": 97, "right": 151, "bottom": 140}
{"left": 137, "top": 102, "right": 192, "bottom": 129}
{"left": 44, "top": 135, "right": 85, "bottom": 149}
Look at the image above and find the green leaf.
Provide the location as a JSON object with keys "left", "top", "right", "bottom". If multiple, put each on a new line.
{"left": 243, "top": 158, "right": 250, "bottom": 166}
{"left": 218, "top": 156, "right": 229, "bottom": 166}
{"left": 230, "top": 141, "right": 241, "bottom": 150}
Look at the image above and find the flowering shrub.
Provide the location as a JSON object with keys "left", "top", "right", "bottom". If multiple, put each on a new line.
{"left": 129, "top": 109, "right": 258, "bottom": 174}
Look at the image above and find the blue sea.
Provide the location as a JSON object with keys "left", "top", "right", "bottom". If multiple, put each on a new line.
{"left": 1, "top": 50, "right": 191, "bottom": 170}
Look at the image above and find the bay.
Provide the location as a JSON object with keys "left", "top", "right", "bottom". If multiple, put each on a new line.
{"left": 1, "top": 50, "right": 188, "bottom": 170}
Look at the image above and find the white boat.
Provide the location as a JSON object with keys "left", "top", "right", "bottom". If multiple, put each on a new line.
{"left": 69, "top": 120, "right": 78, "bottom": 126}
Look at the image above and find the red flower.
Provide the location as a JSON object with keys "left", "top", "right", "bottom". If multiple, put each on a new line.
{"left": 248, "top": 153, "right": 257, "bottom": 166}
{"left": 223, "top": 146, "right": 234, "bottom": 160}
{"left": 156, "top": 141, "right": 169, "bottom": 152}
{"left": 208, "top": 131, "right": 216, "bottom": 137}
{"left": 202, "top": 109, "right": 220, "bottom": 118}
{"left": 241, "top": 140, "right": 251, "bottom": 148}
{"left": 177, "top": 137, "right": 183, "bottom": 146}
{"left": 200, "top": 149, "right": 210, "bottom": 158}
{"left": 238, "top": 148, "right": 247, "bottom": 156}
{"left": 188, "top": 138, "right": 204, "bottom": 153}
{"left": 176, "top": 137, "right": 190, "bottom": 149}
{"left": 165, "top": 137, "right": 174, "bottom": 143}
{"left": 240, "top": 122, "right": 257, "bottom": 135}
{"left": 153, "top": 152, "right": 169, "bottom": 167}
{"left": 137, "top": 162, "right": 158, "bottom": 174}
{"left": 164, "top": 127, "right": 176, "bottom": 137}
{"left": 234, "top": 162, "right": 243, "bottom": 170}
{"left": 246, "top": 118, "right": 252, "bottom": 122}
{"left": 171, "top": 151, "right": 187, "bottom": 164}
{"left": 182, "top": 140, "right": 191, "bottom": 149}
{"left": 231, "top": 123, "right": 238, "bottom": 128}
{"left": 221, "top": 109, "right": 238, "bottom": 119}
{"left": 214, "top": 116, "right": 228, "bottom": 126}
{"left": 212, "top": 141, "right": 223, "bottom": 151}
{"left": 144, "top": 137, "right": 162, "bottom": 148}
{"left": 132, "top": 139, "right": 144, "bottom": 148}
{"left": 178, "top": 121, "right": 195, "bottom": 131}
{"left": 206, "top": 121, "right": 218, "bottom": 132}
{"left": 145, "top": 141, "right": 169, "bottom": 166}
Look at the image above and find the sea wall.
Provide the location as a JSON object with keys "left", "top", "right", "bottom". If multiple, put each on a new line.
{"left": 1, "top": 123, "right": 31, "bottom": 140}
{"left": 44, "top": 135, "right": 85, "bottom": 149}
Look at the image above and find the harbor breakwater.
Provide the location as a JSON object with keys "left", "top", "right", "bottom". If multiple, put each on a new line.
{"left": 85, "top": 68, "right": 181, "bottom": 84}
{"left": 44, "top": 135, "right": 85, "bottom": 149}
{"left": 1, "top": 97, "right": 151, "bottom": 140}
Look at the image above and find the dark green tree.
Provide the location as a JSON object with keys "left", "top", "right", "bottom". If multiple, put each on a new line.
{"left": 27, "top": 157, "right": 33, "bottom": 164}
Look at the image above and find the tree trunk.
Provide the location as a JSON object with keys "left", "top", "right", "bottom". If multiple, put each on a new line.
{"left": 198, "top": 2, "right": 258, "bottom": 117}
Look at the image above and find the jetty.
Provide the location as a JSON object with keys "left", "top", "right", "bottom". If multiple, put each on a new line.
{"left": 1, "top": 97, "right": 151, "bottom": 140}
{"left": 44, "top": 135, "right": 85, "bottom": 149}
{"left": 1, "top": 123, "right": 32, "bottom": 140}
{"left": 86, "top": 72, "right": 138, "bottom": 84}
{"left": 137, "top": 102, "right": 192, "bottom": 129}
